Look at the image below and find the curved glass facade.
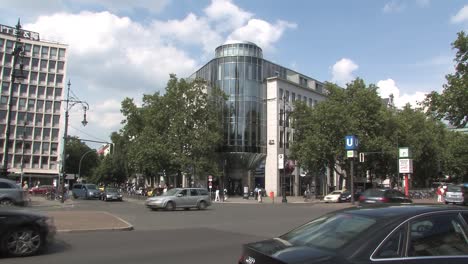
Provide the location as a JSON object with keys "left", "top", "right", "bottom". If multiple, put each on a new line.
{"left": 196, "top": 42, "right": 266, "bottom": 154}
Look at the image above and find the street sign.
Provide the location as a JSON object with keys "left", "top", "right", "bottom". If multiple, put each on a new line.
{"left": 359, "top": 152, "right": 365, "bottom": 162}
{"left": 399, "top": 147, "right": 411, "bottom": 158}
{"left": 278, "top": 154, "right": 284, "bottom": 169}
{"left": 399, "top": 159, "right": 413, "bottom": 173}
{"left": 345, "top": 135, "right": 359, "bottom": 150}
{"left": 208, "top": 182, "right": 212, "bottom": 188}
{"left": 347, "top": 150, "right": 357, "bottom": 158}
{"left": 208, "top": 175, "right": 213, "bottom": 182}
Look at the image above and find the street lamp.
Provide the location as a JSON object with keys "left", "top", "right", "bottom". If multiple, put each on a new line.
{"left": 78, "top": 149, "right": 96, "bottom": 180}
{"left": 60, "top": 80, "right": 89, "bottom": 203}
{"left": 2, "top": 19, "right": 26, "bottom": 178}
{"left": 19, "top": 119, "right": 27, "bottom": 187}
{"left": 281, "top": 94, "right": 288, "bottom": 203}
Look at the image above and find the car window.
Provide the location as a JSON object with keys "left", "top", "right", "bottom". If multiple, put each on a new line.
{"left": 373, "top": 224, "right": 407, "bottom": 259}
{"left": 179, "top": 189, "right": 187, "bottom": 196}
{"left": 86, "top": 184, "right": 97, "bottom": 190}
{"left": 0, "top": 182, "right": 12, "bottom": 189}
{"left": 190, "top": 189, "right": 198, "bottom": 196}
{"left": 363, "top": 189, "right": 386, "bottom": 197}
{"left": 408, "top": 213, "right": 468, "bottom": 257}
{"left": 281, "top": 213, "right": 376, "bottom": 250}
{"left": 161, "top": 188, "right": 178, "bottom": 196}
{"left": 73, "top": 184, "right": 81, "bottom": 189}
{"left": 197, "top": 189, "right": 208, "bottom": 196}
{"left": 447, "top": 185, "right": 462, "bottom": 192}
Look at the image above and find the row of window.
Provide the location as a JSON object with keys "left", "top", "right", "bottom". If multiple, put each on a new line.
{"left": 279, "top": 88, "right": 319, "bottom": 107}
{"left": 0, "top": 52, "right": 66, "bottom": 72}
{"left": 1, "top": 67, "right": 65, "bottom": 86}
{"left": 7, "top": 140, "right": 59, "bottom": 154}
{"left": 0, "top": 38, "right": 66, "bottom": 60}
{"left": 0, "top": 125, "right": 60, "bottom": 141}
{"left": 0, "top": 98, "right": 62, "bottom": 115}
{"left": 1, "top": 153, "right": 59, "bottom": 170}
{"left": 1, "top": 82, "right": 63, "bottom": 100}
{"left": 215, "top": 43, "right": 263, "bottom": 58}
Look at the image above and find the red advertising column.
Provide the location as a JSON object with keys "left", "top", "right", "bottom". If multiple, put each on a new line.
{"left": 404, "top": 174, "right": 409, "bottom": 197}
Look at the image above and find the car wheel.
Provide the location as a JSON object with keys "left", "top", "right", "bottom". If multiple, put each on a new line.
{"left": 165, "top": 201, "right": 175, "bottom": 211}
{"left": 2, "top": 226, "right": 43, "bottom": 257}
{"left": 0, "top": 199, "right": 14, "bottom": 206}
{"left": 198, "top": 201, "right": 207, "bottom": 210}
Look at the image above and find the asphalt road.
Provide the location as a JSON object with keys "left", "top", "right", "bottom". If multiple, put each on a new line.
{"left": 3, "top": 199, "right": 351, "bottom": 264}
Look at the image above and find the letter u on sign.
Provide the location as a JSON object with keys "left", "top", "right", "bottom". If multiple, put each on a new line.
{"left": 345, "top": 135, "right": 358, "bottom": 150}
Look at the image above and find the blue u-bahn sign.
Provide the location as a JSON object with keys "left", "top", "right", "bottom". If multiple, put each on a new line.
{"left": 345, "top": 135, "right": 359, "bottom": 150}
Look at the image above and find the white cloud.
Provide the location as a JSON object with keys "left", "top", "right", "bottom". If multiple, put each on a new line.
{"left": 331, "top": 58, "right": 359, "bottom": 87}
{"left": 76, "top": 0, "right": 170, "bottom": 14}
{"left": 377, "top": 79, "right": 427, "bottom": 108}
{"left": 204, "top": 0, "right": 253, "bottom": 32}
{"left": 227, "top": 19, "right": 297, "bottom": 52}
{"left": 383, "top": 1, "right": 406, "bottom": 13}
{"left": 451, "top": 5, "right": 468, "bottom": 23}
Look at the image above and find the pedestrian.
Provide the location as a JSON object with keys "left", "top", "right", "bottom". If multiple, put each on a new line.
{"left": 223, "top": 188, "right": 228, "bottom": 201}
{"left": 254, "top": 186, "right": 259, "bottom": 200}
{"left": 215, "top": 187, "right": 220, "bottom": 202}
{"left": 441, "top": 185, "right": 447, "bottom": 203}
{"left": 257, "top": 188, "right": 262, "bottom": 203}
{"left": 436, "top": 185, "right": 442, "bottom": 203}
{"left": 22, "top": 181, "right": 28, "bottom": 191}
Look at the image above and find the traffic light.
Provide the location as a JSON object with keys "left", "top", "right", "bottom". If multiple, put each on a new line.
{"left": 359, "top": 152, "right": 365, "bottom": 162}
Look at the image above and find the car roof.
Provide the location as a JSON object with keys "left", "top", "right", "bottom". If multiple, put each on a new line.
{"left": 0, "top": 178, "right": 17, "bottom": 184}
{"left": 338, "top": 205, "right": 467, "bottom": 219}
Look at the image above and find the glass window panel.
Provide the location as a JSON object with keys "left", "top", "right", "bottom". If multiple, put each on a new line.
{"left": 36, "top": 100, "right": 44, "bottom": 112}
{"left": 35, "top": 114, "right": 43, "bottom": 126}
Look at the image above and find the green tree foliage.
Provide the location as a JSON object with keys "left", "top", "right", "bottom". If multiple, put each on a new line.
{"left": 424, "top": 31, "right": 468, "bottom": 128}
{"left": 120, "top": 75, "right": 225, "bottom": 186}
{"left": 90, "top": 132, "right": 129, "bottom": 184}
{"left": 291, "top": 79, "right": 393, "bottom": 187}
{"left": 444, "top": 131, "right": 468, "bottom": 182}
{"left": 64, "top": 136, "right": 99, "bottom": 177}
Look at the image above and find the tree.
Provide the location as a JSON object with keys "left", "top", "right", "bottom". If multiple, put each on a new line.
{"left": 291, "top": 78, "right": 393, "bottom": 190}
{"left": 91, "top": 132, "right": 129, "bottom": 184}
{"left": 64, "top": 136, "right": 99, "bottom": 178}
{"left": 424, "top": 31, "right": 468, "bottom": 128}
{"left": 444, "top": 131, "right": 468, "bottom": 182}
{"left": 120, "top": 75, "right": 225, "bottom": 187}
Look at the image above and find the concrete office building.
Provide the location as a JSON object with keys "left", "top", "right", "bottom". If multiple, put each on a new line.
{"left": 191, "top": 41, "right": 327, "bottom": 196}
{"left": 0, "top": 23, "right": 68, "bottom": 183}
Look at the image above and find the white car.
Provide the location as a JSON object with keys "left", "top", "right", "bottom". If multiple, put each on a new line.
{"left": 323, "top": 190, "right": 344, "bottom": 203}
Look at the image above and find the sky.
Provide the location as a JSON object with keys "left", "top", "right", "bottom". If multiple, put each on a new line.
{"left": 0, "top": 0, "right": 467, "bottom": 148}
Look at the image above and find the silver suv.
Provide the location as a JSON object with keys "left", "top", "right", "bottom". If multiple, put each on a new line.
{"left": 145, "top": 188, "right": 211, "bottom": 211}
{"left": 0, "top": 178, "right": 28, "bottom": 206}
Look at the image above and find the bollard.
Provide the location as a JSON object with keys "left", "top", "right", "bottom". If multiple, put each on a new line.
{"left": 269, "top": 191, "right": 274, "bottom": 204}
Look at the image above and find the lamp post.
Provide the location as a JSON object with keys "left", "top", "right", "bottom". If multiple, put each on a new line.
{"left": 282, "top": 94, "right": 288, "bottom": 203}
{"left": 19, "top": 119, "right": 27, "bottom": 187}
{"left": 2, "top": 19, "right": 25, "bottom": 178}
{"left": 60, "top": 80, "right": 89, "bottom": 203}
{"left": 78, "top": 149, "right": 96, "bottom": 180}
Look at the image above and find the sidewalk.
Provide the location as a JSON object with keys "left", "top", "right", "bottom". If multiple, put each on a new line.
{"left": 29, "top": 195, "right": 76, "bottom": 208}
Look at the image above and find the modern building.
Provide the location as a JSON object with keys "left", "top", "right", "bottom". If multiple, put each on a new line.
{"left": 0, "top": 22, "right": 68, "bottom": 184}
{"left": 191, "top": 41, "right": 328, "bottom": 197}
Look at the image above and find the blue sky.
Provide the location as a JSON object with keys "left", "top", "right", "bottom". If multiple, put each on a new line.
{"left": 0, "top": 0, "right": 467, "bottom": 147}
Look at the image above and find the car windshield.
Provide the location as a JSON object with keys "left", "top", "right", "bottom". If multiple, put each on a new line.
{"left": 447, "top": 185, "right": 462, "bottom": 192}
{"left": 161, "top": 188, "right": 179, "bottom": 196}
{"left": 280, "top": 213, "right": 376, "bottom": 250}
{"left": 331, "top": 191, "right": 341, "bottom": 195}
{"left": 86, "top": 184, "right": 97, "bottom": 190}
{"left": 106, "top": 188, "right": 118, "bottom": 192}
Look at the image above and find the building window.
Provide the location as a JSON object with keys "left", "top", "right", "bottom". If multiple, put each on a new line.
{"left": 286, "top": 132, "right": 290, "bottom": 148}
{"left": 45, "top": 101, "right": 52, "bottom": 113}
{"left": 40, "top": 60, "right": 47, "bottom": 71}
{"left": 292, "top": 92, "right": 296, "bottom": 102}
{"left": 57, "top": 61, "right": 64, "bottom": 72}
{"left": 31, "top": 58, "right": 39, "bottom": 69}
{"left": 35, "top": 114, "right": 43, "bottom": 126}
{"left": 42, "top": 142, "right": 49, "bottom": 154}
{"left": 48, "top": 60, "right": 56, "bottom": 72}
{"left": 50, "top": 48, "right": 57, "bottom": 58}
{"left": 36, "top": 100, "right": 44, "bottom": 112}
{"left": 20, "top": 84, "right": 27, "bottom": 96}
{"left": 279, "top": 131, "right": 284, "bottom": 148}
{"left": 54, "top": 88, "right": 62, "bottom": 100}
{"left": 44, "top": 114, "right": 51, "bottom": 126}
{"left": 285, "top": 91, "right": 289, "bottom": 102}
{"left": 279, "top": 88, "right": 284, "bottom": 99}
{"left": 33, "top": 142, "right": 41, "bottom": 154}
{"left": 46, "top": 87, "right": 53, "bottom": 99}
{"left": 32, "top": 45, "right": 40, "bottom": 57}
{"left": 279, "top": 109, "right": 284, "bottom": 126}
{"left": 52, "top": 129, "right": 59, "bottom": 141}
{"left": 41, "top": 46, "right": 49, "bottom": 58}
{"left": 56, "top": 74, "right": 63, "bottom": 85}
{"left": 53, "top": 101, "right": 61, "bottom": 113}
{"left": 38, "top": 86, "right": 45, "bottom": 98}
{"left": 1, "top": 96, "right": 8, "bottom": 106}
{"left": 41, "top": 156, "right": 48, "bottom": 168}
{"left": 32, "top": 156, "right": 39, "bottom": 168}
{"left": 52, "top": 115, "right": 59, "bottom": 127}
{"left": 27, "top": 99, "right": 35, "bottom": 111}
{"left": 58, "top": 48, "right": 65, "bottom": 60}
{"left": 18, "top": 98, "right": 26, "bottom": 110}
{"left": 51, "top": 143, "right": 58, "bottom": 155}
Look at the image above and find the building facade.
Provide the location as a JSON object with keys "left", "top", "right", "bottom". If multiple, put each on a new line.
{"left": 0, "top": 23, "right": 68, "bottom": 184}
{"left": 192, "top": 41, "right": 327, "bottom": 196}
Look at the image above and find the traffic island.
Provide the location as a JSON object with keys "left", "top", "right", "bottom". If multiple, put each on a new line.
{"left": 47, "top": 211, "right": 134, "bottom": 233}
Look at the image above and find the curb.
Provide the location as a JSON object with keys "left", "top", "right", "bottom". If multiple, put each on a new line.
{"left": 57, "top": 225, "right": 134, "bottom": 233}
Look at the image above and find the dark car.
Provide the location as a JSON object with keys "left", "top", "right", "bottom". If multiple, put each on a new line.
{"left": 339, "top": 190, "right": 362, "bottom": 202}
{"left": 359, "top": 188, "right": 412, "bottom": 204}
{"left": 239, "top": 205, "right": 468, "bottom": 264}
{"left": 0, "top": 209, "right": 56, "bottom": 257}
{"left": 101, "top": 187, "right": 123, "bottom": 201}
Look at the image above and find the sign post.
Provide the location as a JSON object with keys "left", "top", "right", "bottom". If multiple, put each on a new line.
{"left": 398, "top": 148, "right": 412, "bottom": 197}
{"left": 345, "top": 135, "right": 359, "bottom": 205}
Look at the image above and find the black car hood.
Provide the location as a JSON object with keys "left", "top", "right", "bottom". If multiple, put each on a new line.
{"left": 0, "top": 208, "right": 45, "bottom": 217}
{"left": 247, "top": 238, "right": 344, "bottom": 264}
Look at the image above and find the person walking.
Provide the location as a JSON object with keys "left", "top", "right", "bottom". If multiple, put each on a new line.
{"left": 257, "top": 188, "right": 262, "bottom": 203}
{"left": 436, "top": 185, "right": 442, "bottom": 203}
{"left": 215, "top": 187, "right": 220, "bottom": 202}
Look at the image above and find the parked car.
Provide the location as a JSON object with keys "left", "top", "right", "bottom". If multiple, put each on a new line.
{"left": 101, "top": 187, "right": 123, "bottom": 201}
{"left": 71, "top": 183, "right": 101, "bottom": 199}
{"left": 29, "top": 185, "right": 55, "bottom": 195}
{"left": 0, "top": 178, "right": 28, "bottom": 206}
{"left": 0, "top": 209, "right": 56, "bottom": 257}
{"left": 323, "top": 190, "right": 344, "bottom": 203}
{"left": 445, "top": 183, "right": 468, "bottom": 205}
{"left": 145, "top": 188, "right": 211, "bottom": 211}
{"left": 239, "top": 205, "right": 468, "bottom": 264}
{"left": 339, "top": 190, "right": 362, "bottom": 202}
{"left": 359, "top": 188, "right": 412, "bottom": 204}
